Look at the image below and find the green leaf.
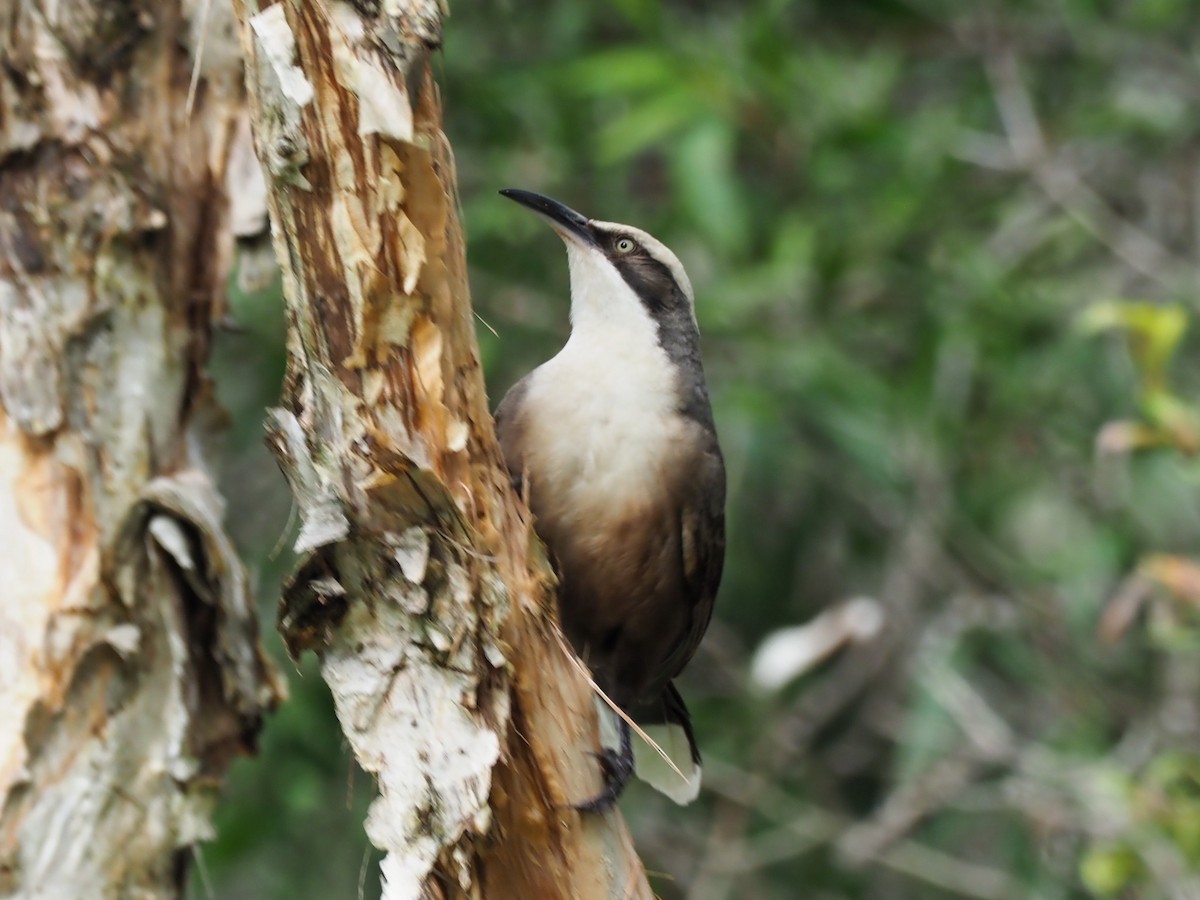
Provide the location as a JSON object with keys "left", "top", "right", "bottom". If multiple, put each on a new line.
{"left": 1080, "top": 843, "right": 1143, "bottom": 896}
{"left": 1077, "top": 300, "right": 1187, "bottom": 385}
{"left": 598, "top": 87, "right": 704, "bottom": 162}
{"left": 563, "top": 47, "right": 677, "bottom": 96}
{"left": 671, "top": 119, "right": 748, "bottom": 253}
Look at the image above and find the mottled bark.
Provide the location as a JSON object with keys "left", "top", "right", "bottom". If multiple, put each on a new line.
{"left": 233, "top": 2, "right": 651, "bottom": 898}
{"left": 0, "top": 1, "right": 280, "bottom": 897}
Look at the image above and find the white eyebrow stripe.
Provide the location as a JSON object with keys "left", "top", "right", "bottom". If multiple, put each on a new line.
{"left": 590, "top": 220, "right": 695, "bottom": 308}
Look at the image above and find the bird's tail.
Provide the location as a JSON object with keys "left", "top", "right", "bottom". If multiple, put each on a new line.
{"left": 597, "top": 682, "right": 702, "bottom": 805}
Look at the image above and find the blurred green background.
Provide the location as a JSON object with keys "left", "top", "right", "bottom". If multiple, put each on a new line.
{"left": 198, "top": 1, "right": 1200, "bottom": 897}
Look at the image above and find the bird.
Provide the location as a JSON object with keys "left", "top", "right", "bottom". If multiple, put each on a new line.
{"left": 493, "top": 189, "right": 726, "bottom": 811}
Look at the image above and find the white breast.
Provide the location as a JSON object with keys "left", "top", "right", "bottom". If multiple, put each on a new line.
{"left": 522, "top": 324, "right": 680, "bottom": 520}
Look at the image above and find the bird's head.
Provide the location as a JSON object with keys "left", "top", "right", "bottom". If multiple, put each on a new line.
{"left": 500, "top": 189, "right": 698, "bottom": 350}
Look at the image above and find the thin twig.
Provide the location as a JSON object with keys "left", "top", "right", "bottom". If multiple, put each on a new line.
{"left": 552, "top": 628, "right": 686, "bottom": 782}
{"left": 190, "top": 845, "right": 215, "bottom": 900}
{"left": 185, "top": 0, "right": 214, "bottom": 118}
{"left": 703, "top": 760, "right": 1019, "bottom": 899}
{"left": 838, "top": 753, "right": 979, "bottom": 865}
{"left": 268, "top": 493, "right": 300, "bottom": 560}
{"left": 984, "top": 49, "right": 1194, "bottom": 290}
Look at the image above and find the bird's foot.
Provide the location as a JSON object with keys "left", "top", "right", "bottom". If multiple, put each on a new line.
{"left": 573, "top": 719, "right": 633, "bottom": 813}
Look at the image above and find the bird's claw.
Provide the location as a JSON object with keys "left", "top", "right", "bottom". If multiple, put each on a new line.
{"left": 573, "top": 721, "right": 633, "bottom": 813}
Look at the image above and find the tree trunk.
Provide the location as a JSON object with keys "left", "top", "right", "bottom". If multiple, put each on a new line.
{"left": 233, "top": 2, "right": 652, "bottom": 898}
{"left": 0, "top": 1, "right": 280, "bottom": 897}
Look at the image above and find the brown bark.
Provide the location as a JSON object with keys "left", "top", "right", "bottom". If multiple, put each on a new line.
{"left": 233, "top": 1, "right": 652, "bottom": 897}
{"left": 0, "top": 1, "right": 280, "bottom": 897}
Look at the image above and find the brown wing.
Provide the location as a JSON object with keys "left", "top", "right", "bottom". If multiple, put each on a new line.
{"left": 651, "top": 442, "right": 726, "bottom": 689}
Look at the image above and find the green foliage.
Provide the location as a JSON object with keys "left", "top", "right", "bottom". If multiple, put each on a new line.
{"left": 201, "top": 1, "right": 1200, "bottom": 897}
{"left": 1080, "top": 753, "right": 1200, "bottom": 896}
{"left": 1081, "top": 299, "right": 1200, "bottom": 453}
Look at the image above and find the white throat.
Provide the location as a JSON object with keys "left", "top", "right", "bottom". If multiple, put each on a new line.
{"left": 553, "top": 240, "right": 673, "bottom": 413}
{"left": 563, "top": 241, "right": 660, "bottom": 350}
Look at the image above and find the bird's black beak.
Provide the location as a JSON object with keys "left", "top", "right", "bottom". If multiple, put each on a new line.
{"left": 500, "top": 189, "right": 597, "bottom": 247}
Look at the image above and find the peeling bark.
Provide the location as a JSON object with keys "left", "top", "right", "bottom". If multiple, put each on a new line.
{"left": 234, "top": 1, "right": 651, "bottom": 898}
{"left": 0, "top": 1, "right": 280, "bottom": 897}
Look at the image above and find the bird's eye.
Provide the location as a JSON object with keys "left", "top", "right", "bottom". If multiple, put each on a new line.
{"left": 615, "top": 238, "right": 635, "bottom": 254}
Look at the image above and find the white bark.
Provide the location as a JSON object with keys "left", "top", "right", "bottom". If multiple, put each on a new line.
{"left": 0, "top": 1, "right": 280, "bottom": 896}
{"left": 235, "top": 1, "right": 652, "bottom": 897}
